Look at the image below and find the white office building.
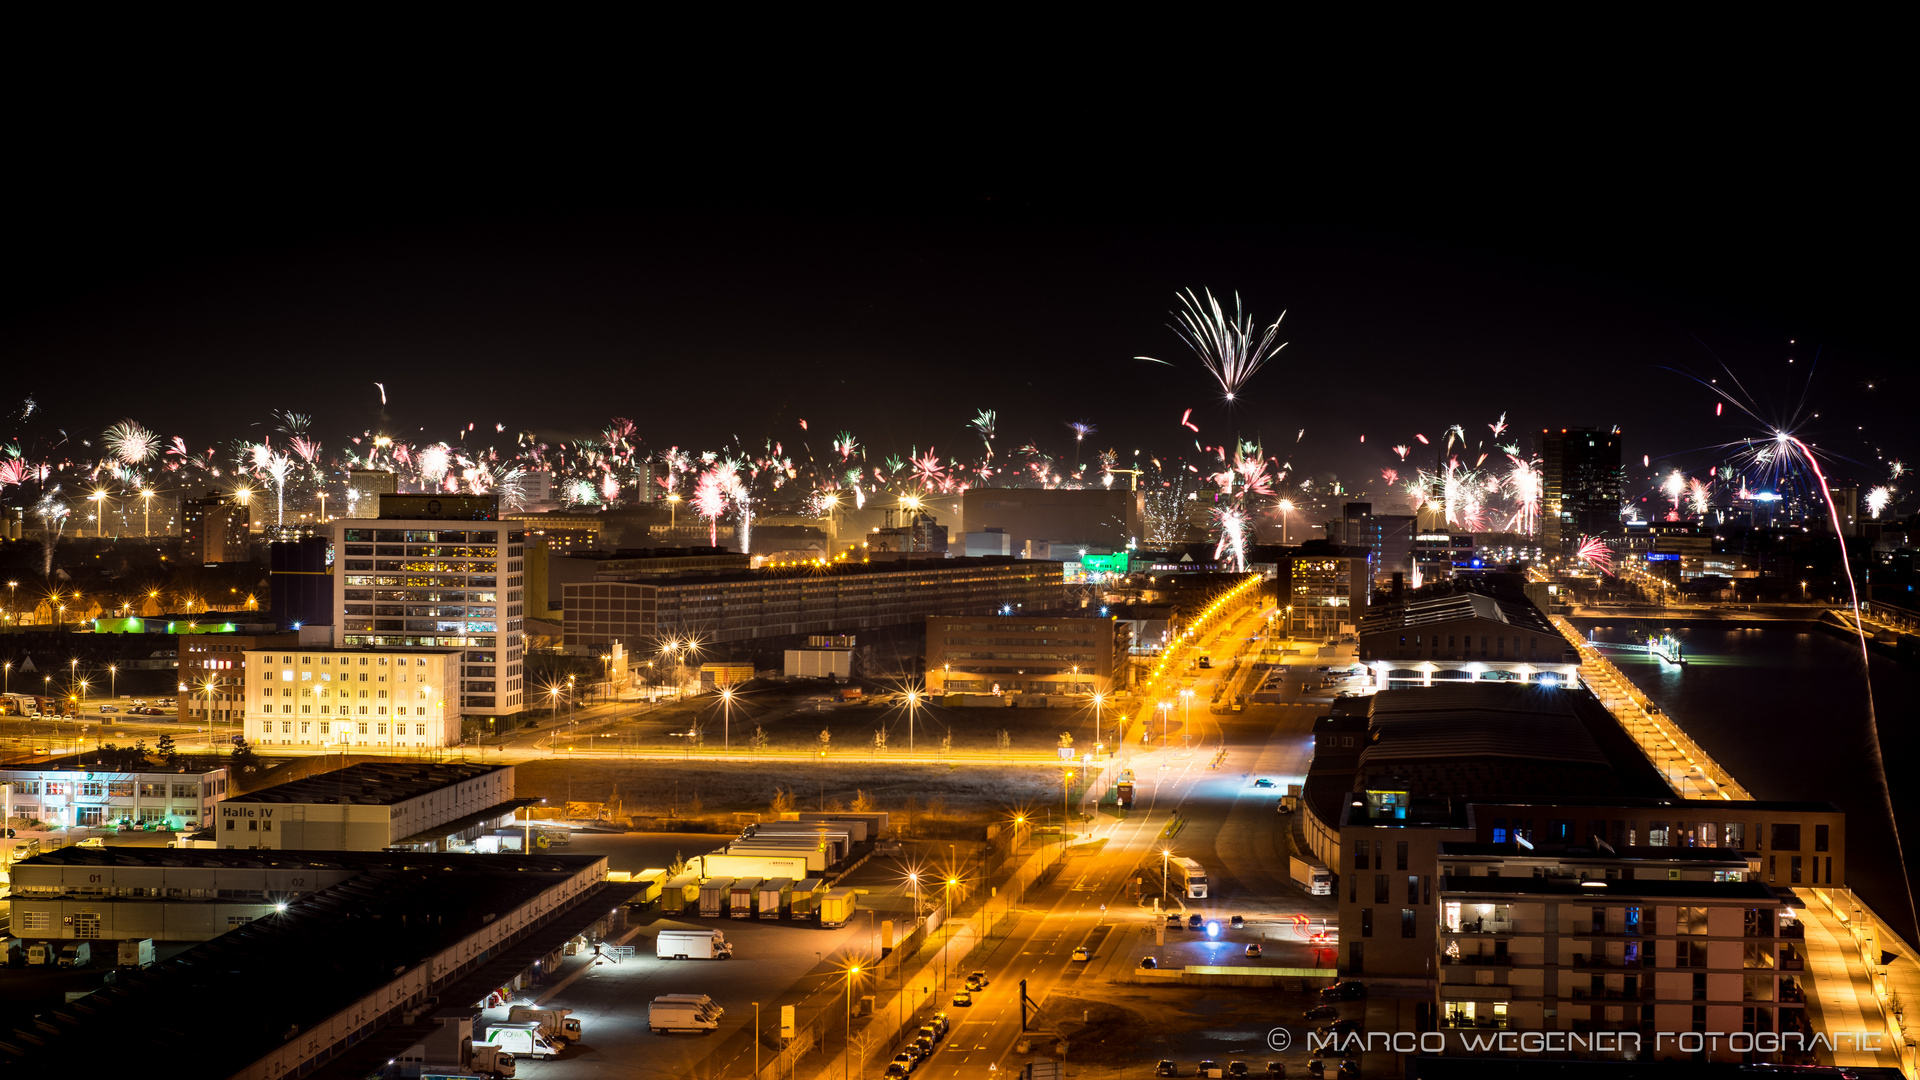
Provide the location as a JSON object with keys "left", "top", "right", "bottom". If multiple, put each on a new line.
{"left": 1, "top": 765, "right": 229, "bottom": 832}
{"left": 243, "top": 646, "right": 464, "bottom": 750}
{"left": 332, "top": 506, "right": 527, "bottom": 716}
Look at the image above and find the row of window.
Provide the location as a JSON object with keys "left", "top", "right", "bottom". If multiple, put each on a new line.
{"left": 3, "top": 781, "right": 201, "bottom": 798}
{"left": 256, "top": 704, "right": 431, "bottom": 719}
{"left": 1486, "top": 818, "right": 1829, "bottom": 852}
{"left": 260, "top": 720, "right": 431, "bottom": 735}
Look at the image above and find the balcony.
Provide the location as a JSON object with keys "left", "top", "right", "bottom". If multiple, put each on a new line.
{"left": 1440, "top": 1017, "right": 1511, "bottom": 1031}
{"left": 1568, "top": 953, "right": 1643, "bottom": 970}
{"left": 1442, "top": 953, "right": 1513, "bottom": 967}
{"left": 1570, "top": 986, "right": 1653, "bottom": 1002}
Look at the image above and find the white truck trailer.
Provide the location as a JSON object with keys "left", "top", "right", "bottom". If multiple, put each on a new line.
{"left": 649, "top": 994, "right": 723, "bottom": 1034}
{"left": 656, "top": 928, "right": 733, "bottom": 960}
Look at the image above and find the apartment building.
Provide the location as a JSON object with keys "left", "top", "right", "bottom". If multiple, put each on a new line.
{"left": 242, "top": 645, "right": 464, "bottom": 750}
{"left": 924, "top": 614, "right": 1128, "bottom": 694}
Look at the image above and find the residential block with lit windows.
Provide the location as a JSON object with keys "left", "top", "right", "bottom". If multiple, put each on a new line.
{"left": 244, "top": 646, "right": 463, "bottom": 750}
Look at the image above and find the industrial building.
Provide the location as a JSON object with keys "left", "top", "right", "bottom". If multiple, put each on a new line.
{"left": 241, "top": 644, "right": 465, "bottom": 750}
{"left": 216, "top": 762, "right": 527, "bottom": 851}
{"left": 924, "top": 613, "right": 1128, "bottom": 695}
{"left": 552, "top": 555, "right": 1060, "bottom": 648}
{"left": 0, "top": 850, "right": 631, "bottom": 1080}
{"left": 331, "top": 494, "right": 527, "bottom": 717}
{"left": 0, "top": 762, "right": 229, "bottom": 832}
{"left": 1358, "top": 581, "right": 1580, "bottom": 688}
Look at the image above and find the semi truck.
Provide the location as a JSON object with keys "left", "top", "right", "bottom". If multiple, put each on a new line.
{"left": 656, "top": 928, "right": 733, "bottom": 960}
{"left": 758, "top": 877, "right": 793, "bottom": 919}
{"left": 117, "top": 938, "right": 156, "bottom": 969}
{"left": 699, "top": 852, "right": 810, "bottom": 880}
{"left": 661, "top": 874, "right": 700, "bottom": 914}
{"left": 505, "top": 1005, "right": 581, "bottom": 1043}
{"left": 1289, "top": 854, "right": 1332, "bottom": 896}
{"left": 650, "top": 994, "right": 723, "bottom": 1034}
{"left": 483, "top": 1022, "right": 560, "bottom": 1059}
{"left": 728, "top": 877, "right": 763, "bottom": 917}
{"left": 818, "top": 887, "right": 856, "bottom": 928}
{"left": 698, "top": 877, "right": 735, "bottom": 917}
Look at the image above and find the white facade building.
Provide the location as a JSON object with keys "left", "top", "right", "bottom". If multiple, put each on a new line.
{"left": 243, "top": 646, "right": 463, "bottom": 750}
{"left": 216, "top": 762, "right": 518, "bottom": 851}
{"left": 1, "top": 765, "right": 229, "bottom": 832}
{"left": 331, "top": 517, "right": 527, "bottom": 716}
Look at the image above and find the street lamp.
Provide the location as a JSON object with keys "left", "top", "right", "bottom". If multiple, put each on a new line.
{"left": 666, "top": 492, "right": 681, "bottom": 527}
{"left": 1161, "top": 846, "right": 1172, "bottom": 907}
{"left": 843, "top": 962, "right": 863, "bottom": 1080}
{"left": 109, "top": 664, "right": 117, "bottom": 704}
{"left": 89, "top": 490, "right": 107, "bottom": 536}
{"left": 1179, "top": 687, "right": 1194, "bottom": 744}
{"left": 1091, "top": 692, "right": 1105, "bottom": 756}
{"left": 1278, "top": 499, "right": 1294, "bottom": 545}
{"left": 719, "top": 685, "right": 735, "bottom": 752}
{"left": 904, "top": 689, "right": 919, "bottom": 752}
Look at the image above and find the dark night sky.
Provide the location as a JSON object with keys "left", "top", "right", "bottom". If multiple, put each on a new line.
{"left": 2, "top": 35, "right": 1909, "bottom": 494}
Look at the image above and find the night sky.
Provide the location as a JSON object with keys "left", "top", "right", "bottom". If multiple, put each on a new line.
{"left": 3, "top": 44, "right": 1909, "bottom": 495}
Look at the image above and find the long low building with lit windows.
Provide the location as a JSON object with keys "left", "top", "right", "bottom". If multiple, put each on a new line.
{"left": 217, "top": 762, "right": 527, "bottom": 852}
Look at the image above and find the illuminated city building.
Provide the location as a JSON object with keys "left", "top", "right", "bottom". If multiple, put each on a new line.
{"left": 924, "top": 613, "right": 1126, "bottom": 695}
{"left": 243, "top": 645, "right": 464, "bottom": 750}
{"left": 180, "top": 489, "right": 252, "bottom": 564}
{"left": 1541, "top": 427, "right": 1624, "bottom": 550}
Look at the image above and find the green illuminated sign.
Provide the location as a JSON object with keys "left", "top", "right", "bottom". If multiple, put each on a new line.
{"left": 1082, "top": 553, "right": 1129, "bottom": 575}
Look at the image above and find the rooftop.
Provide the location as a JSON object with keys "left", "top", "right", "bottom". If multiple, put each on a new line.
{"left": 0, "top": 853, "right": 608, "bottom": 1078}
{"left": 1438, "top": 842, "right": 1754, "bottom": 864}
{"left": 597, "top": 554, "right": 1057, "bottom": 589}
{"left": 225, "top": 762, "right": 506, "bottom": 806}
{"left": 1360, "top": 587, "right": 1560, "bottom": 639}
{"left": 15, "top": 846, "right": 590, "bottom": 874}
{"left": 1438, "top": 875, "right": 1786, "bottom": 901}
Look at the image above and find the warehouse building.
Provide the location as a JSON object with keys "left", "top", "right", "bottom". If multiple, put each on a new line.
{"left": 216, "top": 762, "right": 527, "bottom": 851}
{"left": 0, "top": 851, "right": 634, "bottom": 1080}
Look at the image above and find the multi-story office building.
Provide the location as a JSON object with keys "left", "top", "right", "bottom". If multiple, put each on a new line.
{"left": 178, "top": 630, "right": 306, "bottom": 725}
{"left": 924, "top": 614, "right": 1127, "bottom": 694}
{"left": 1280, "top": 545, "right": 1371, "bottom": 640}
{"left": 180, "top": 490, "right": 252, "bottom": 564}
{"left": 1323, "top": 503, "right": 1417, "bottom": 586}
{"left": 502, "top": 511, "right": 603, "bottom": 555}
{"left": 1411, "top": 533, "right": 1475, "bottom": 585}
{"left": 345, "top": 468, "right": 397, "bottom": 516}
{"left": 331, "top": 495, "right": 526, "bottom": 717}
{"left": 561, "top": 556, "right": 1061, "bottom": 648}
{"left": 242, "top": 645, "right": 464, "bottom": 750}
{"left": 0, "top": 763, "right": 229, "bottom": 832}
{"left": 961, "top": 487, "right": 1143, "bottom": 553}
{"left": 1542, "top": 427, "right": 1624, "bottom": 550}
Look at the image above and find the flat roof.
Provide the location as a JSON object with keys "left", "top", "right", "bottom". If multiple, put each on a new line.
{"left": 1438, "top": 843, "right": 1752, "bottom": 863}
{"left": 225, "top": 762, "right": 507, "bottom": 806}
{"left": 244, "top": 645, "right": 465, "bottom": 655}
{"left": 609, "top": 555, "right": 1057, "bottom": 589}
{"left": 15, "top": 846, "right": 596, "bottom": 874}
{"left": 0, "top": 855, "right": 608, "bottom": 1077}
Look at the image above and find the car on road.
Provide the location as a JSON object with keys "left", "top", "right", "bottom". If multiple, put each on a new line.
{"left": 1244, "top": 943, "right": 1262, "bottom": 958}
{"left": 1326, "top": 1018, "right": 1363, "bottom": 1035}
{"left": 1320, "top": 980, "right": 1367, "bottom": 1000}
{"left": 930, "top": 1013, "right": 949, "bottom": 1037}
{"left": 1264, "top": 1065, "right": 1287, "bottom": 1077}
{"left": 965, "top": 970, "right": 989, "bottom": 990}
{"left": 1252, "top": 778, "right": 1273, "bottom": 788}
{"left": 890, "top": 1053, "right": 918, "bottom": 1075}
{"left": 1230, "top": 915, "right": 1245, "bottom": 928}
{"left": 1228, "top": 1062, "right": 1250, "bottom": 1078}
{"left": 951, "top": 990, "right": 972, "bottom": 1007}
{"left": 1156, "top": 1063, "right": 1180, "bottom": 1078}
{"left": 1337, "top": 1061, "right": 1358, "bottom": 1078}
{"left": 1139, "top": 956, "right": 1158, "bottom": 969}
{"left": 1166, "top": 913, "right": 1183, "bottom": 927}
{"left": 1195, "top": 1061, "right": 1222, "bottom": 1079}
{"left": 1305, "top": 1062, "right": 1325, "bottom": 1079}
{"left": 1188, "top": 913, "right": 1203, "bottom": 928}
{"left": 1071, "top": 946, "right": 1091, "bottom": 961}
{"left": 917, "top": 1024, "right": 941, "bottom": 1045}
{"left": 1302, "top": 1005, "right": 1338, "bottom": 1021}
{"left": 886, "top": 1064, "right": 910, "bottom": 1079}
{"left": 98, "top": 705, "right": 118, "bottom": 713}
{"left": 910, "top": 1036, "right": 934, "bottom": 1059}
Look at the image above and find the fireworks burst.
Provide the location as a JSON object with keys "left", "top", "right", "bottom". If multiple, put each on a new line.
{"left": 1574, "top": 535, "right": 1613, "bottom": 575}
{"left": 1212, "top": 506, "right": 1248, "bottom": 572}
{"left": 1136, "top": 287, "right": 1288, "bottom": 402}
{"left": 1866, "top": 486, "right": 1892, "bottom": 518}
{"left": 103, "top": 420, "right": 160, "bottom": 465}
{"left": 1067, "top": 420, "right": 1096, "bottom": 445}
{"left": 1504, "top": 454, "right": 1541, "bottom": 535}
{"left": 1392, "top": 445, "right": 1410, "bottom": 460}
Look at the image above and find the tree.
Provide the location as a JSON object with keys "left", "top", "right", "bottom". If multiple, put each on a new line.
{"left": 1058, "top": 731, "right": 1074, "bottom": 750}
{"left": 997, "top": 729, "right": 1011, "bottom": 759}
{"left": 132, "top": 740, "right": 150, "bottom": 765}
{"left": 156, "top": 731, "right": 177, "bottom": 765}
{"left": 749, "top": 724, "right": 768, "bottom": 752}
{"left": 818, "top": 727, "right": 832, "bottom": 753}
{"left": 230, "top": 736, "right": 260, "bottom": 771}
{"left": 851, "top": 789, "right": 876, "bottom": 813}
{"left": 769, "top": 786, "right": 794, "bottom": 817}
{"left": 668, "top": 851, "right": 689, "bottom": 877}
{"left": 872, "top": 727, "right": 889, "bottom": 752}
{"left": 941, "top": 733, "right": 953, "bottom": 755}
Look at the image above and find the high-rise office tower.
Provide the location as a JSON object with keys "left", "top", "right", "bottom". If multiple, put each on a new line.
{"left": 1541, "top": 427, "right": 1624, "bottom": 550}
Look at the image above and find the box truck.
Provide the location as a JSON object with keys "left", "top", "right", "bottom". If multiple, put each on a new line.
{"left": 1289, "top": 854, "right": 1332, "bottom": 896}
{"left": 818, "top": 887, "right": 856, "bottom": 928}
{"left": 728, "top": 878, "right": 762, "bottom": 918}
{"left": 57, "top": 942, "right": 91, "bottom": 967}
{"left": 117, "top": 938, "right": 156, "bottom": 969}
{"left": 656, "top": 928, "right": 733, "bottom": 960}
{"left": 650, "top": 995, "right": 722, "bottom": 1034}
{"left": 506, "top": 1005, "right": 581, "bottom": 1043}
{"left": 790, "top": 878, "right": 824, "bottom": 918}
{"left": 662, "top": 874, "right": 700, "bottom": 914}
{"left": 484, "top": 1022, "right": 560, "bottom": 1059}
{"left": 758, "top": 877, "right": 793, "bottom": 919}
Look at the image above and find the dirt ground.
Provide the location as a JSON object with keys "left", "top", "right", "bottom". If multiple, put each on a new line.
{"left": 511, "top": 757, "right": 1075, "bottom": 837}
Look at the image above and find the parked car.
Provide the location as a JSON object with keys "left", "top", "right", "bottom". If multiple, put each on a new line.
{"left": 1264, "top": 1065, "right": 1287, "bottom": 1078}
{"left": 1228, "top": 1062, "right": 1250, "bottom": 1078}
{"left": 917, "top": 1024, "right": 941, "bottom": 1045}
{"left": 1196, "top": 1061, "right": 1222, "bottom": 1079}
{"left": 910, "top": 1036, "right": 933, "bottom": 1059}
{"left": 1188, "top": 913, "right": 1203, "bottom": 928}
{"left": 930, "top": 1012, "right": 950, "bottom": 1037}
{"left": 1244, "top": 943, "right": 1262, "bottom": 958}
{"left": 1139, "top": 956, "right": 1158, "bottom": 969}
{"left": 1305, "top": 1061, "right": 1324, "bottom": 1078}
{"left": 1319, "top": 980, "right": 1367, "bottom": 1000}
{"left": 965, "top": 971, "right": 988, "bottom": 991}
{"left": 951, "top": 990, "right": 972, "bottom": 1007}
{"left": 1230, "top": 915, "right": 1245, "bottom": 928}
{"left": 1156, "top": 1063, "right": 1180, "bottom": 1078}
{"left": 1167, "top": 913, "right": 1183, "bottom": 927}
{"left": 1071, "top": 946, "right": 1091, "bottom": 962}
{"left": 1302, "top": 1005, "right": 1338, "bottom": 1021}
{"left": 887, "top": 1064, "right": 910, "bottom": 1079}
{"left": 98, "top": 705, "right": 118, "bottom": 713}
{"left": 890, "top": 1053, "right": 918, "bottom": 1075}
{"left": 1328, "top": 1018, "right": 1363, "bottom": 1035}
{"left": 1337, "top": 1062, "right": 1359, "bottom": 1079}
